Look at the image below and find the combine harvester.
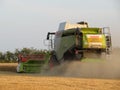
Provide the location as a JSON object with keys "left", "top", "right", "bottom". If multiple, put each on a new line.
{"left": 17, "top": 21, "right": 112, "bottom": 73}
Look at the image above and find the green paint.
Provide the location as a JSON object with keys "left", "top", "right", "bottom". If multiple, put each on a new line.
{"left": 17, "top": 54, "right": 51, "bottom": 73}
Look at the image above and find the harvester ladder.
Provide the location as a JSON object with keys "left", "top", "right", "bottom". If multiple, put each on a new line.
{"left": 102, "top": 27, "right": 112, "bottom": 54}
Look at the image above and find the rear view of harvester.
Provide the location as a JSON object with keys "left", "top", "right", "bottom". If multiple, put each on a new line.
{"left": 17, "top": 21, "right": 112, "bottom": 73}
{"left": 47, "top": 21, "right": 112, "bottom": 65}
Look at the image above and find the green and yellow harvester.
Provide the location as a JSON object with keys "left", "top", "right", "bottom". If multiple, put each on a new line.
{"left": 16, "top": 21, "right": 112, "bottom": 73}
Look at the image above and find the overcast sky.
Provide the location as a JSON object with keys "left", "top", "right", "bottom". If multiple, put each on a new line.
{"left": 0, "top": 0, "right": 120, "bottom": 52}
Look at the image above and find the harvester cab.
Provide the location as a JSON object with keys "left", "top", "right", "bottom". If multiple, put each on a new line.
{"left": 46, "top": 32, "right": 56, "bottom": 50}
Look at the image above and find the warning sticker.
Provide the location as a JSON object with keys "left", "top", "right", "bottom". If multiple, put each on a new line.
{"left": 87, "top": 35, "right": 102, "bottom": 43}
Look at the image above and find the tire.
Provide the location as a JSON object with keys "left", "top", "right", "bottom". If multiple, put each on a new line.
{"left": 96, "top": 49, "right": 102, "bottom": 54}
{"left": 49, "top": 55, "right": 59, "bottom": 69}
{"left": 75, "top": 52, "right": 84, "bottom": 60}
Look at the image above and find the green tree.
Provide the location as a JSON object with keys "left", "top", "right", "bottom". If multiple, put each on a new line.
{"left": 4, "top": 51, "right": 14, "bottom": 62}
{"left": 0, "top": 52, "right": 3, "bottom": 59}
{"left": 21, "top": 48, "right": 31, "bottom": 55}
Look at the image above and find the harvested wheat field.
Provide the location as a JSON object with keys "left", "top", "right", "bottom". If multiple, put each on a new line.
{"left": 0, "top": 75, "right": 120, "bottom": 90}
{"left": 0, "top": 48, "right": 120, "bottom": 90}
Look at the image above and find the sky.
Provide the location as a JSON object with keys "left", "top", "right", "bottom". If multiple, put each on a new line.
{"left": 0, "top": 0, "right": 120, "bottom": 52}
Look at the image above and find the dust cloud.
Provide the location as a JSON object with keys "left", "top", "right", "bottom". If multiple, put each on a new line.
{"left": 41, "top": 48, "right": 120, "bottom": 79}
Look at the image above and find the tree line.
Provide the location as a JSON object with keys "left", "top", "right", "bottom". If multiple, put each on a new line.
{"left": 0, "top": 48, "right": 49, "bottom": 63}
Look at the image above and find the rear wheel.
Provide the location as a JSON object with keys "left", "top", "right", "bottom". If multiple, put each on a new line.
{"left": 49, "top": 55, "right": 59, "bottom": 69}
{"left": 75, "top": 52, "right": 84, "bottom": 60}
{"left": 96, "top": 49, "right": 102, "bottom": 54}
